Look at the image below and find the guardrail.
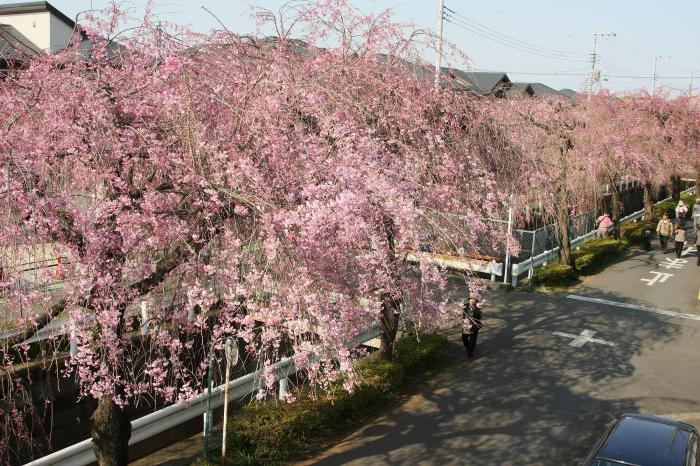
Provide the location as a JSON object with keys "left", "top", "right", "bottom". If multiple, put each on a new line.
{"left": 510, "top": 187, "right": 696, "bottom": 286}
{"left": 405, "top": 252, "right": 503, "bottom": 281}
{"left": 24, "top": 327, "right": 382, "bottom": 466}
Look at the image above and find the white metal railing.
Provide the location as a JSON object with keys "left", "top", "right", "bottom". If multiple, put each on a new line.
{"left": 510, "top": 187, "right": 696, "bottom": 286}
{"left": 23, "top": 327, "right": 382, "bottom": 466}
{"left": 405, "top": 252, "right": 503, "bottom": 280}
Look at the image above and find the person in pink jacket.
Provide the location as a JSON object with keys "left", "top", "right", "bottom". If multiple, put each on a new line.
{"left": 596, "top": 213, "right": 614, "bottom": 239}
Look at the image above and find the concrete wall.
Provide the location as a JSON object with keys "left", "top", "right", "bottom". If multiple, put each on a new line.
{"left": 49, "top": 12, "right": 74, "bottom": 52}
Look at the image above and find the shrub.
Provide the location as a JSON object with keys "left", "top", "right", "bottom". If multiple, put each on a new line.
{"left": 573, "top": 239, "right": 627, "bottom": 275}
{"left": 621, "top": 220, "right": 656, "bottom": 245}
{"left": 223, "top": 333, "right": 448, "bottom": 465}
{"left": 532, "top": 263, "right": 577, "bottom": 287}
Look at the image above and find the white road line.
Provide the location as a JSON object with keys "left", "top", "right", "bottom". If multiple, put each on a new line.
{"left": 567, "top": 295, "right": 700, "bottom": 322}
{"left": 681, "top": 246, "right": 697, "bottom": 257}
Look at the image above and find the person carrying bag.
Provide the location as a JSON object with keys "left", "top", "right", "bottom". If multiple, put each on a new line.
{"left": 461, "top": 297, "right": 483, "bottom": 358}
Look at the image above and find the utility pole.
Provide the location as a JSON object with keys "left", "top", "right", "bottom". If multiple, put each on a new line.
{"left": 434, "top": 0, "right": 445, "bottom": 90}
{"left": 690, "top": 71, "right": 694, "bottom": 94}
{"left": 651, "top": 56, "right": 670, "bottom": 96}
{"left": 588, "top": 31, "right": 615, "bottom": 96}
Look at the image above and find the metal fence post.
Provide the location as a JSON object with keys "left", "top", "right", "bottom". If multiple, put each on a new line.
{"left": 503, "top": 194, "right": 514, "bottom": 284}
{"left": 203, "top": 357, "right": 213, "bottom": 460}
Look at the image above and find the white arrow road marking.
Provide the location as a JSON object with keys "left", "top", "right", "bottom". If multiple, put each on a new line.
{"left": 641, "top": 271, "right": 674, "bottom": 286}
{"left": 552, "top": 329, "right": 615, "bottom": 348}
{"left": 658, "top": 258, "right": 687, "bottom": 269}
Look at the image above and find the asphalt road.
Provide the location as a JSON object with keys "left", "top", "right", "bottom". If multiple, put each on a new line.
{"left": 304, "top": 242, "right": 700, "bottom": 466}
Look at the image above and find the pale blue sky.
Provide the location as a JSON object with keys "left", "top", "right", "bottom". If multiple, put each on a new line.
{"left": 29, "top": 1, "right": 700, "bottom": 94}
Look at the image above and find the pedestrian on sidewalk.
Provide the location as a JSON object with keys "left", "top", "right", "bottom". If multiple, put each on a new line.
{"left": 656, "top": 213, "right": 675, "bottom": 253}
{"left": 693, "top": 199, "right": 700, "bottom": 231}
{"left": 676, "top": 200, "right": 689, "bottom": 227}
{"left": 696, "top": 228, "right": 700, "bottom": 266}
{"left": 674, "top": 223, "right": 687, "bottom": 259}
{"left": 461, "top": 297, "right": 483, "bottom": 358}
{"left": 595, "top": 213, "right": 614, "bottom": 239}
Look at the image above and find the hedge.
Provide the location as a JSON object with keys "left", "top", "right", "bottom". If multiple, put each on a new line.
{"left": 531, "top": 238, "right": 628, "bottom": 287}
{"left": 574, "top": 239, "right": 627, "bottom": 275}
{"left": 531, "top": 263, "right": 577, "bottom": 287}
{"left": 214, "top": 333, "right": 449, "bottom": 465}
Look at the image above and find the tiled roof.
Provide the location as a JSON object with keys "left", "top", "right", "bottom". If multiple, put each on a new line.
{"left": 0, "top": 23, "right": 41, "bottom": 62}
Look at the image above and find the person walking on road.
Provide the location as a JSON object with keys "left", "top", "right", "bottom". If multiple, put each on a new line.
{"left": 676, "top": 200, "right": 689, "bottom": 226}
{"left": 595, "top": 213, "right": 614, "bottom": 239}
{"left": 656, "top": 213, "right": 675, "bottom": 253}
{"left": 693, "top": 199, "right": 700, "bottom": 231}
{"left": 462, "top": 297, "right": 483, "bottom": 358}
{"left": 674, "top": 223, "right": 687, "bottom": 259}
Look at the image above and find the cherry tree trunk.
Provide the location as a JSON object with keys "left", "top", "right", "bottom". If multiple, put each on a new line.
{"left": 91, "top": 397, "right": 132, "bottom": 466}
{"left": 670, "top": 175, "right": 682, "bottom": 201}
{"left": 695, "top": 165, "right": 699, "bottom": 196}
{"left": 610, "top": 181, "right": 621, "bottom": 240}
{"left": 555, "top": 146, "right": 574, "bottom": 267}
{"left": 643, "top": 182, "right": 655, "bottom": 219}
{"left": 379, "top": 293, "right": 400, "bottom": 361}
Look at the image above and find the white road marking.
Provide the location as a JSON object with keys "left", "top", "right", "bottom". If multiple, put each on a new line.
{"left": 567, "top": 295, "right": 700, "bottom": 321}
{"left": 681, "top": 246, "right": 697, "bottom": 257}
{"left": 552, "top": 329, "right": 615, "bottom": 347}
{"left": 640, "top": 271, "right": 674, "bottom": 286}
{"left": 658, "top": 258, "right": 687, "bottom": 269}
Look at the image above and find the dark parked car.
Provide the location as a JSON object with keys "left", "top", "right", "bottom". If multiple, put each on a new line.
{"left": 582, "top": 414, "right": 699, "bottom": 466}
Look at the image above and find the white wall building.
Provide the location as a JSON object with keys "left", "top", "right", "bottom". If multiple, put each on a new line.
{"left": 0, "top": 1, "right": 74, "bottom": 53}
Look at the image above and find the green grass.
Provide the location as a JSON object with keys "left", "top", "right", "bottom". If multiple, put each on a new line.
{"left": 203, "top": 333, "right": 449, "bottom": 466}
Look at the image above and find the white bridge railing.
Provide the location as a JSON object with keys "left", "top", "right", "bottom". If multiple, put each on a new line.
{"left": 24, "top": 327, "right": 382, "bottom": 466}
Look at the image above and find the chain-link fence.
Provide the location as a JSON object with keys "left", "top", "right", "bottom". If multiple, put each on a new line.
{"left": 513, "top": 212, "right": 597, "bottom": 262}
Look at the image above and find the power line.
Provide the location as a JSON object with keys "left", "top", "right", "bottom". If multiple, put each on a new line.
{"left": 443, "top": 5, "right": 589, "bottom": 59}
{"left": 503, "top": 71, "right": 693, "bottom": 79}
{"left": 442, "top": 8, "right": 589, "bottom": 62}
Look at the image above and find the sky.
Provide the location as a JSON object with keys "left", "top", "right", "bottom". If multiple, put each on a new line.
{"left": 31, "top": 0, "right": 700, "bottom": 94}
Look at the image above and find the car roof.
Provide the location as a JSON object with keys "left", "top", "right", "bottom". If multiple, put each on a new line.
{"left": 597, "top": 414, "right": 696, "bottom": 466}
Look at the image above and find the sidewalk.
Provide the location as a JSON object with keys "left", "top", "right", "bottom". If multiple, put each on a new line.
{"left": 131, "top": 426, "right": 220, "bottom": 466}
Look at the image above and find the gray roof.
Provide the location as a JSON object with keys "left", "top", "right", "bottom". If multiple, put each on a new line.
{"left": 0, "top": 23, "right": 41, "bottom": 62}
{"left": 558, "top": 88, "right": 578, "bottom": 98}
{"left": 528, "top": 82, "right": 563, "bottom": 98}
{"left": 0, "top": 1, "right": 75, "bottom": 29}
{"left": 510, "top": 82, "right": 534, "bottom": 96}
{"left": 445, "top": 69, "right": 511, "bottom": 95}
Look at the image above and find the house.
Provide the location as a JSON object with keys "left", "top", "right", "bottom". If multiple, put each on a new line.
{"left": 0, "top": 1, "right": 75, "bottom": 53}
{"left": 0, "top": 22, "right": 40, "bottom": 73}
{"left": 444, "top": 69, "right": 512, "bottom": 96}
{"left": 509, "top": 82, "right": 579, "bottom": 100}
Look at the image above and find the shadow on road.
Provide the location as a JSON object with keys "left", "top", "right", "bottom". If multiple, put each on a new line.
{"left": 312, "top": 285, "right": 682, "bottom": 466}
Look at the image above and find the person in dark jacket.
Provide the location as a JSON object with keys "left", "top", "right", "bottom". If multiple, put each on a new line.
{"left": 461, "top": 297, "right": 483, "bottom": 358}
